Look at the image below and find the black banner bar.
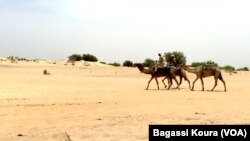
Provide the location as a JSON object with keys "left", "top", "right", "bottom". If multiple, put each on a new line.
{"left": 149, "top": 125, "right": 250, "bottom": 141}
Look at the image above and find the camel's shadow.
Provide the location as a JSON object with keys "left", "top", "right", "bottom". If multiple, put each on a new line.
{"left": 144, "top": 88, "right": 226, "bottom": 92}
{"left": 191, "top": 89, "right": 227, "bottom": 93}
{"left": 144, "top": 88, "right": 183, "bottom": 91}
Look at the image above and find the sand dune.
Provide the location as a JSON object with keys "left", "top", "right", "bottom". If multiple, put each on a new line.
{"left": 0, "top": 61, "right": 249, "bottom": 140}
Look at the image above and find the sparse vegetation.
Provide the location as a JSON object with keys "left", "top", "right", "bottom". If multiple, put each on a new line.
{"left": 123, "top": 60, "right": 133, "bottom": 67}
{"left": 221, "top": 65, "right": 235, "bottom": 73}
{"left": 237, "top": 67, "right": 249, "bottom": 71}
{"left": 64, "top": 132, "right": 73, "bottom": 141}
{"left": 109, "top": 62, "right": 120, "bottom": 67}
{"left": 7, "top": 56, "right": 18, "bottom": 63}
{"left": 191, "top": 60, "right": 218, "bottom": 67}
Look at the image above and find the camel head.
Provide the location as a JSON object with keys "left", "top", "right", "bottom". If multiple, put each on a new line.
{"left": 134, "top": 63, "right": 144, "bottom": 71}
{"left": 134, "top": 63, "right": 153, "bottom": 74}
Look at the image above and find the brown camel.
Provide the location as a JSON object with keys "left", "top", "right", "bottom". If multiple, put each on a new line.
{"left": 134, "top": 63, "right": 180, "bottom": 90}
{"left": 181, "top": 64, "right": 226, "bottom": 91}
{"left": 162, "top": 66, "right": 191, "bottom": 89}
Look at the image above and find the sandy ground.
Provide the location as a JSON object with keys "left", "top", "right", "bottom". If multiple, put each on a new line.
{"left": 0, "top": 61, "right": 250, "bottom": 141}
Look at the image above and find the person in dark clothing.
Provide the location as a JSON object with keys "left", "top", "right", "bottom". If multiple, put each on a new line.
{"left": 168, "top": 54, "right": 178, "bottom": 67}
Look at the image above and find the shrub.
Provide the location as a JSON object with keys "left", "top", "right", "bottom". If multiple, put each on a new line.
{"left": 143, "top": 58, "right": 155, "bottom": 67}
{"left": 221, "top": 65, "right": 235, "bottom": 72}
{"left": 43, "top": 69, "right": 50, "bottom": 75}
{"left": 68, "top": 54, "right": 82, "bottom": 61}
{"left": 109, "top": 62, "right": 120, "bottom": 67}
{"left": 82, "top": 54, "right": 98, "bottom": 62}
{"left": 123, "top": 60, "right": 133, "bottom": 67}
{"left": 237, "top": 67, "right": 249, "bottom": 71}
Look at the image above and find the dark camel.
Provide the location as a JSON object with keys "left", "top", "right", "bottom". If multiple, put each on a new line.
{"left": 162, "top": 66, "right": 191, "bottom": 89}
{"left": 181, "top": 64, "right": 226, "bottom": 91}
{"left": 134, "top": 63, "right": 179, "bottom": 90}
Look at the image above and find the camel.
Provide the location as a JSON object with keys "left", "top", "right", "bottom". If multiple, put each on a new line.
{"left": 162, "top": 66, "right": 191, "bottom": 89}
{"left": 134, "top": 63, "right": 180, "bottom": 90}
{"left": 181, "top": 64, "right": 226, "bottom": 91}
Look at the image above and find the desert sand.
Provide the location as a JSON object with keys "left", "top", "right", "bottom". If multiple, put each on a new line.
{"left": 0, "top": 60, "right": 250, "bottom": 141}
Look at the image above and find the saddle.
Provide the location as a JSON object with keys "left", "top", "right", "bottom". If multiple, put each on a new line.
{"left": 202, "top": 64, "right": 214, "bottom": 70}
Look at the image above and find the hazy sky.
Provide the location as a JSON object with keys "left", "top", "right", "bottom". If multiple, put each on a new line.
{"left": 0, "top": 0, "right": 250, "bottom": 68}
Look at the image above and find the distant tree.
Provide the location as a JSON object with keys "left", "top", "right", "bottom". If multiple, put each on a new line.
{"left": 143, "top": 58, "right": 155, "bottom": 67}
{"left": 237, "top": 67, "right": 249, "bottom": 71}
{"left": 164, "top": 51, "right": 186, "bottom": 65}
{"left": 13, "top": 56, "right": 28, "bottom": 61}
{"left": 7, "top": 56, "right": 17, "bottom": 63}
{"left": 109, "top": 62, "right": 120, "bottom": 67}
{"left": 100, "top": 61, "right": 106, "bottom": 64}
{"left": 123, "top": 60, "right": 133, "bottom": 67}
{"left": 68, "top": 54, "right": 82, "bottom": 61}
{"left": 82, "top": 54, "right": 98, "bottom": 62}
{"left": 191, "top": 60, "right": 218, "bottom": 67}
{"left": 221, "top": 65, "right": 235, "bottom": 72}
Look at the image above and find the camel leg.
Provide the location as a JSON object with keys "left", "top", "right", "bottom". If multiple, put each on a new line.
{"left": 192, "top": 77, "right": 199, "bottom": 91}
{"left": 179, "top": 76, "right": 182, "bottom": 85}
{"left": 146, "top": 76, "right": 154, "bottom": 90}
{"left": 162, "top": 77, "right": 168, "bottom": 88}
{"left": 155, "top": 78, "right": 159, "bottom": 90}
{"left": 167, "top": 78, "right": 170, "bottom": 88}
{"left": 187, "top": 79, "right": 191, "bottom": 89}
{"left": 211, "top": 77, "right": 218, "bottom": 91}
{"left": 200, "top": 77, "right": 204, "bottom": 91}
{"left": 178, "top": 76, "right": 183, "bottom": 88}
{"left": 184, "top": 75, "right": 191, "bottom": 89}
{"left": 167, "top": 78, "right": 173, "bottom": 90}
{"left": 174, "top": 77, "right": 180, "bottom": 89}
{"left": 218, "top": 74, "right": 226, "bottom": 92}
{"left": 170, "top": 72, "right": 179, "bottom": 89}
{"left": 181, "top": 70, "right": 191, "bottom": 89}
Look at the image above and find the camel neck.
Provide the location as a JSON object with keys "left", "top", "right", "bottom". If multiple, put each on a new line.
{"left": 183, "top": 66, "right": 197, "bottom": 74}
{"left": 136, "top": 65, "right": 152, "bottom": 74}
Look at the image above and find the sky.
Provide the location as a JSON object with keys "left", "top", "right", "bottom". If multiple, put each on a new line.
{"left": 0, "top": 0, "right": 250, "bottom": 68}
